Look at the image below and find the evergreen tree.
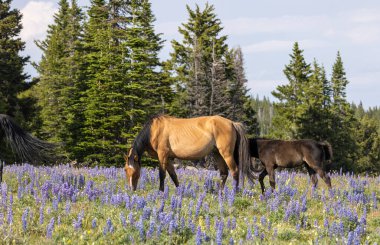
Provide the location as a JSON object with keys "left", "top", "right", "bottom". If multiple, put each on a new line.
{"left": 297, "top": 60, "right": 333, "bottom": 140}
{"left": 355, "top": 116, "right": 380, "bottom": 172}
{"left": 329, "top": 52, "right": 358, "bottom": 170}
{"left": 271, "top": 42, "right": 311, "bottom": 138}
{"left": 168, "top": 3, "right": 229, "bottom": 117}
{"left": 80, "top": 0, "right": 167, "bottom": 165}
{"left": 34, "top": 0, "right": 84, "bottom": 148}
{"left": 0, "top": 0, "right": 29, "bottom": 118}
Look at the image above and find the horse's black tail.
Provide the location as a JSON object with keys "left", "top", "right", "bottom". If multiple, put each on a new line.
{"left": 233, "top": 122, "right": 257, "bottom": 187}
{"left": 0, "top": 114, "right": 56, "bottom": 164}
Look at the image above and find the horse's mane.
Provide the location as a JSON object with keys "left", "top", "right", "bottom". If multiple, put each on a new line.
{"left": 132, "top": 114, "right": 169, "bottom": 159}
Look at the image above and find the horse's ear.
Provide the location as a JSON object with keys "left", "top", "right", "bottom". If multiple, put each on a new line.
{"left": 123, "top": 154, "right": 128, "bottom": 161}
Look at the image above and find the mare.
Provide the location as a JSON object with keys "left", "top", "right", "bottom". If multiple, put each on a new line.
{"left": 249, "top": 138, "right": 333, "bottom": 193}
{"left": 0, "top": 114, "right": 56, "bottom": 182}
{"left": 124, "top": 115, "right": 255, "bottom": 191}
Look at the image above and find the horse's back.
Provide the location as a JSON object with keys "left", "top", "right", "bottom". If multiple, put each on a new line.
{"left": 150, "top": 115, "right": 235, "bottom": 159}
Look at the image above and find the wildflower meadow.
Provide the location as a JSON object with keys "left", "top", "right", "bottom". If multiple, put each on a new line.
{"left": 0, "top": 164, "right": 379, "bottom": 244}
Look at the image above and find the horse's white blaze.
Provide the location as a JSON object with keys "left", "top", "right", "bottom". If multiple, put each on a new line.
{"left": 129, "top": 177, "right": 133, "bottom": 187}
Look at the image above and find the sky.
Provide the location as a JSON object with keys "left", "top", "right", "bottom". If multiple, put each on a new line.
{"left": 12, "top": 0, "right": 380, "bottom": 108}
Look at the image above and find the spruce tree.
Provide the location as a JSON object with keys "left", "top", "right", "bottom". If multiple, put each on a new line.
{"left": 169, "top": 3, "right": 229, "bottom": 117}
{"left": 329, "top": 52, "right": 357, "bottom": 170}
{"left": 34, "top": 0, "right": 84, "bottom": 148}
{"left": 0, "top": 0, "right": 29, "bottom": 118}
{"left": 271, "top": 42, "right": 311, "bottom": 138}
{"left": 80, "top": 0, "right": 167, "bottom": 165}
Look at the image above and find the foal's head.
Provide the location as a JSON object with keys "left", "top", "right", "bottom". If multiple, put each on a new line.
{"left": 124, "top": 148, "right": 140, "bottom": 191}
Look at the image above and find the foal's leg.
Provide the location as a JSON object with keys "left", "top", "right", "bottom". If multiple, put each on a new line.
{"left": 158, "top": 165, "right": 166, "bottom": 192}
{"left": 258, "top": 169, "right": 268, "bottom": 194}
{"left": 305, "top": 165, "right": 318, "bottom": 187}
{"left": 266, "top": 165, "right": 276, "bottom": 191}
{"left": 214, "top": 153, "right": 229, "bottom": 190}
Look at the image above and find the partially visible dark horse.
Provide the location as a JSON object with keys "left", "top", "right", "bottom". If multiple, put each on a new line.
{"left": 249, "top": 138, "right": 333, "bottom": 193}
{"left": 0, "top": 114, "right": 56, "bottom": 182}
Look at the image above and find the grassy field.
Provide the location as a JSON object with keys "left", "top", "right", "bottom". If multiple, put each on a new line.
{"left": 0, "top": 164, "right": 379, "bottom": 244}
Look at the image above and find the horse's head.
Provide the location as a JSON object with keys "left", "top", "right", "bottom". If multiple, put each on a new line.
{"left": 124, "top": 148, "right": 140, "bottom": 191}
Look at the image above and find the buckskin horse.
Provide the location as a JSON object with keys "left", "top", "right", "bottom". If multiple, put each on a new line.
{"left": 0, "top": 114, "right": 56, "bottom": 182}
{"left": 124, "top": 115, "right": 255, "bottom": 191}
{"left": 249, "top": 138, "right": 333, "bottom": 193}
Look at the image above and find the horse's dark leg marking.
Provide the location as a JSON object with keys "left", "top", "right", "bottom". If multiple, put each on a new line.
{"left": 166, "top": 163, "right": 179, "bottom": 188}
{"left": 214, "top": 153, "right": 229, "bottom": 190}
{"left": 158, "top": 165, "right": 166, "bottom": 192}
{"left": 305, "top": 164, "right": 318, "bottom": 187}
{"left": 258, "top": 169, "right": 268, "bottom": 193}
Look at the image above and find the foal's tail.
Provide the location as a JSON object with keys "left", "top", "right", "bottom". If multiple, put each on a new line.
{"left": 0, "top": 114, "right": 56, "bottom": 163}
{"left": 233, "top": 122, "right": 256, "bottom": 187}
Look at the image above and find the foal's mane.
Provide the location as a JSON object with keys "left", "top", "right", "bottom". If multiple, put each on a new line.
{"left": 132, "top": 114, "right": 168, "bottom": 159}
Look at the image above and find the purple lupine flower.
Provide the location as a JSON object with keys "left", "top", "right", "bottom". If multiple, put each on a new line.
{"left": 260, "top": 215, "right": 267, "bottom": 226}
{"left": 231, "top": 217, "right": 236, "bottom": 229}
{"left": 142, "top": 207, "right": 151, "bottom": 221}
{"left": 254, "top": 225, "right": 259, "bottom": 237}
{"left": 246, "top": 226, "right": 252, "bottom": 240}
{"left": 22, "top": 208, "right": 29, "bottom": 232}
{"left": 260, "top": 232, "right": 265, "bottom": 241}
{"left": 57, "top": 215, "right": 61, "bottom": 225}
{"left": 324, "top": 218, "right": 329, "bottom": 229}
{"left": 73, "top": 210, "right": 84, "bottom": 230}
{"left": 196, "top": 226, "right": 202, "bottom": 245}
{"left": 137, "top": 216, "right": 145, "bottom": 240}
{"left": 52, "top": 197, "right": 59, "bottom": 211}
{"left": 103, "top": 218, "right": 114, "bottom": 235}
{"left": 156, "top": 222, "right": 162, "bottom": 238}
{"left": 146, "top": 219, "right": 155, "bottom": 239}
{"left": 92, "top": 218, "right": 97, "bottom": 229}
{"left": 216, "top": 219, "right": 224, "bottom": 245}
{"left": 120, "top": 212, "right": 126, "bottom": 227}
{"left": 296, "top": 223, "right": 301, "bottom": 232}
{"left": 7, "top": 202, "right": 13, "bottom": 225}
{"left": 46, "top": 217, "right": 55, "bottom": 238}
{"left": 229, "top": 237, "right": 234, "bottom": 245}
{"left": 195, "top": 192, "right": 206, "bottom": 217}
{"left": 39, "top": 205, "right": 44, "bottom": 224}
{"left": 206, "top": 215, "right": 210, "bottom": 230}
{"left": 65, "top": 200, "right": 71, "bottom": 214}
{"left": 128, "top": 212, "right": 134, "bottom": 226}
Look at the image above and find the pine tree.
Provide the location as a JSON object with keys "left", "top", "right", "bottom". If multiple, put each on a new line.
{"left": 271, "top": 42, "right": 311, "bottom": 138}
{"left": 0, "top": 0, "right": 29, "bottom": 118}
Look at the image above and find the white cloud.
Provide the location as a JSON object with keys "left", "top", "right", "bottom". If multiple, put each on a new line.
{"left": 345, "top": 26, "right": 380, "bottom": 44}
{"left": 243, "top": 39, "right": 328, "bottom": 53}
{"left": 345, "top": 8, "right": 380, "bottom": 23}
{"left": 223, "top": 15, "right": 331, "bottom": 35}
{"left": 20, "top": 1, "right": 57, "bottom": 41}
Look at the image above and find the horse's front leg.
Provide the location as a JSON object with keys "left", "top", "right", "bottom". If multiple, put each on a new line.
{"left": 267, "top": 166, "right": 276, "bottom": 191}
{"left": 166, "top": 162, "right": 179, "bottom": 187}
{"left": 158, "top": 165, "right": 166, "bottom": 192}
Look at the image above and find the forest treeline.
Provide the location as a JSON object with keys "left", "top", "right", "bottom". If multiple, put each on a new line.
{"left": 1, "top": 0, "right": 379, "bottom": 172}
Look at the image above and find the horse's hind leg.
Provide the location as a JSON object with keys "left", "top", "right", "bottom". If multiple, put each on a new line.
{"left": 214, "top": 152, "right": 229, "bottom": 190}
{"left": 259, "top": 169, "right": 267, "bottom": 193}
{"left": 305, "top": 165, "right": 318, "bottom": 187}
